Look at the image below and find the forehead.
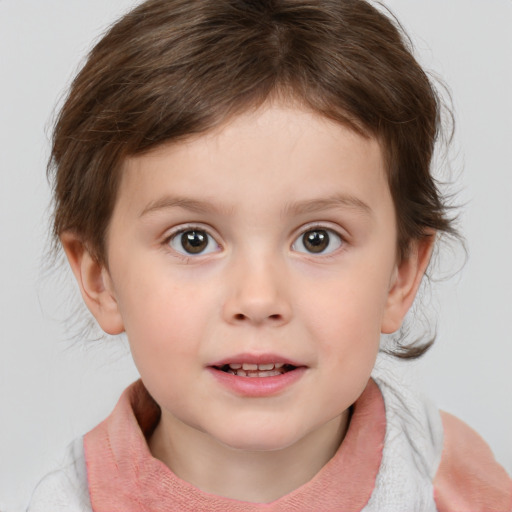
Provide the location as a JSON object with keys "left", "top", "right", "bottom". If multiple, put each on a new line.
{"left": 122, "top": 104, "right": 385, "bottom": 189}
{"left": 114, "top": 103, "right": 391, "bottom": 222}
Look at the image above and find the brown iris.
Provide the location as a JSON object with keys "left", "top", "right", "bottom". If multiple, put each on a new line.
{"left": 181, "top": 230, "right": 208, "bottom": 254}
{"left": 302, "top": 229, "right": 330, "bottom": 253}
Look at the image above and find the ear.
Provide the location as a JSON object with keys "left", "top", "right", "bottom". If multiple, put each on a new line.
{"left": 381, "top": 233, "right": 435, "bottom": 334}
{"left": 60, "top": 232, "right": 124, "bottom": 335}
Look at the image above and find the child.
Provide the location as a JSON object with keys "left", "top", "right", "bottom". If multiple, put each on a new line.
{"left": 28, "top": 0, "right": 511, "bottom": 510}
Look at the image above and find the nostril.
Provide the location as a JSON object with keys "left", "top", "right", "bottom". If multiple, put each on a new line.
{"left": 233, "top": 313, "right": 282, "bottom": 322}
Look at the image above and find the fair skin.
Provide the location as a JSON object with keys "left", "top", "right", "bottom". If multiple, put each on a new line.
{"left": 62, "top": 102, "right": 433, "bottom": 503}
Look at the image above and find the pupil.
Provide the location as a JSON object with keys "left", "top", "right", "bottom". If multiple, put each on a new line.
{"left": 303, "top": 230, "right": 329, "bottom": 253}
{"left": 181, "top": 231, "right": 207, "bottom": 253}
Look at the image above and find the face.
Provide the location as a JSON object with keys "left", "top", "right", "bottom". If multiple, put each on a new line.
{"left": 96, "top": 103, "right": 415, "bottom": 452}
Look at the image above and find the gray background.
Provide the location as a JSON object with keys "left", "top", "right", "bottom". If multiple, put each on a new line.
{"left": 1, "top": 1, "right": 511, "bottom": 510}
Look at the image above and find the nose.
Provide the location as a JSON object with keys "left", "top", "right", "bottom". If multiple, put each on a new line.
{"left": 222, "top": 254, "right": 292, "bottom": 327}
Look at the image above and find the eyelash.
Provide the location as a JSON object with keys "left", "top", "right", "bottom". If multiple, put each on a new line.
{"left": 163, "top": 224, "right": 346, "bottom": 259}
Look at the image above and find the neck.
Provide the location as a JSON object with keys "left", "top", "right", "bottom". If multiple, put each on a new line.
{"left": 148, "top": 410, "right": 350, "bottom": 503}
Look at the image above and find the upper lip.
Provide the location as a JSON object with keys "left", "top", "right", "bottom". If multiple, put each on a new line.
{"left": 208, "top": 353, "right": 306, "bottom": 368}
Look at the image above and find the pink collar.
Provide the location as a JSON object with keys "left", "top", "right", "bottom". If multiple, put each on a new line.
{"left": 85, "top": 378, "right": 385, "bottom": 511}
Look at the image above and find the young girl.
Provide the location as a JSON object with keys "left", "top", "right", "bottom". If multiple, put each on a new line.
{"left": 27, "top": 0, "right": 511, "bottom": 510}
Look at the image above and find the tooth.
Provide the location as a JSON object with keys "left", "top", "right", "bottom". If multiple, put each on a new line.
{"left": 274, "top": 363, "right": 284, "bottom": 369}
{"left": 258, "top": 370, "right": 281, "bottom": 377}
{"left": 229, "top": 363, "right": 242, "bottom": 370}
{"left": 227, "top": 369, "right": 236, "bottom": 375}
{"left": 258, "top": 363, "right": 274, "bottom": 371}
{"left": 248, "top": 372, "right": 259, "bottom": 378}
{"left": 242, "top": 363, "right": 258, "bottom": 371}
{"left": 236, "top": 369, "right": 247, "bottom": 377}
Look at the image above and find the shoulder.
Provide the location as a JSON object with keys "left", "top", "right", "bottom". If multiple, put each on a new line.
{"left": 27, "top": 437, "right": 92, "bottom": 512}
{"left": 434, "top": 411, "right": 512, "bottom": 512}
{"left": 369, "top": 359, "right": 511, "bottom": 512}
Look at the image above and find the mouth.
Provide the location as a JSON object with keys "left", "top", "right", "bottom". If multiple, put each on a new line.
{"left": 213, "top": 362, "right": 298, "bottom": 378}
{"left": 207, "top": 354, "right": 307, "bottom": 395}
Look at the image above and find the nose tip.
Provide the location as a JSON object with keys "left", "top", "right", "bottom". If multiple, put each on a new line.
{"left": 223, "top": 262, "right": 292, "bottom": 327}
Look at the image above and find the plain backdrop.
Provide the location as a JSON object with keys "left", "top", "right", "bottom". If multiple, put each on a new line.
{"left": 1, "top": 1, "right": 511, "bottom": 510}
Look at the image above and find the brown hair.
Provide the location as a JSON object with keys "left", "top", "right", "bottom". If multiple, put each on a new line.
{"left": 49, "top": 0, "right": 456, "bottom": 357}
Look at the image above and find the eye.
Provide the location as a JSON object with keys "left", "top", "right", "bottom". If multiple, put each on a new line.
{"left": 292, "top": 228, "right": 343, "bottom": 255}
{"left": 168, "top": 229, "right": 219, "bottom": 255}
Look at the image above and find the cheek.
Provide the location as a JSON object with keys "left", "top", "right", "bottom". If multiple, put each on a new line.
{"left": 299, "top": 270, "right": 391, "bottom": 343}
{"left": 115, "top": 272, "right": 213, "bottom": 361}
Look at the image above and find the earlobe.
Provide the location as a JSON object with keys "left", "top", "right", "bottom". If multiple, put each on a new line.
{"left": 60, "top": 232, "right": 125, "bottom": 335}
{"left": 381, "top": 233, "right": 435, "bottom": 334}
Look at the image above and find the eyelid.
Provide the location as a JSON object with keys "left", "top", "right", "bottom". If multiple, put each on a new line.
{"left": 292, "top": 221, "right": 348, "bottom": 240}
{"left": 163, "top": 221, "right": 220, "bottom": 239}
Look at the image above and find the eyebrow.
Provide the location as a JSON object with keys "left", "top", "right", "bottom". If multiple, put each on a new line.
{"left": 140, "top": 193, "right": 372, "bottom": 218}
{"left": 283, "top": 194, "right": 373, "bottom": 217}
{"left": 140, "top": 196, "right": 232, "bottom": 217}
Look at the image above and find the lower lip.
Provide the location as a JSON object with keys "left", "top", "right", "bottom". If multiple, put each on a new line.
{"left": 207, "top": 367, "right": 307, "bottom": 397}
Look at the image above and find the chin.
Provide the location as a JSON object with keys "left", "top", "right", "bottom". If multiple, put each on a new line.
{"left": 214, "top": 425, "right": 303, "bottom": 453}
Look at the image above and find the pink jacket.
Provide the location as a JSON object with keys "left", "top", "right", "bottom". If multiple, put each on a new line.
{"left": 29, "top": 373, "right": 512, "bottom": 511}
